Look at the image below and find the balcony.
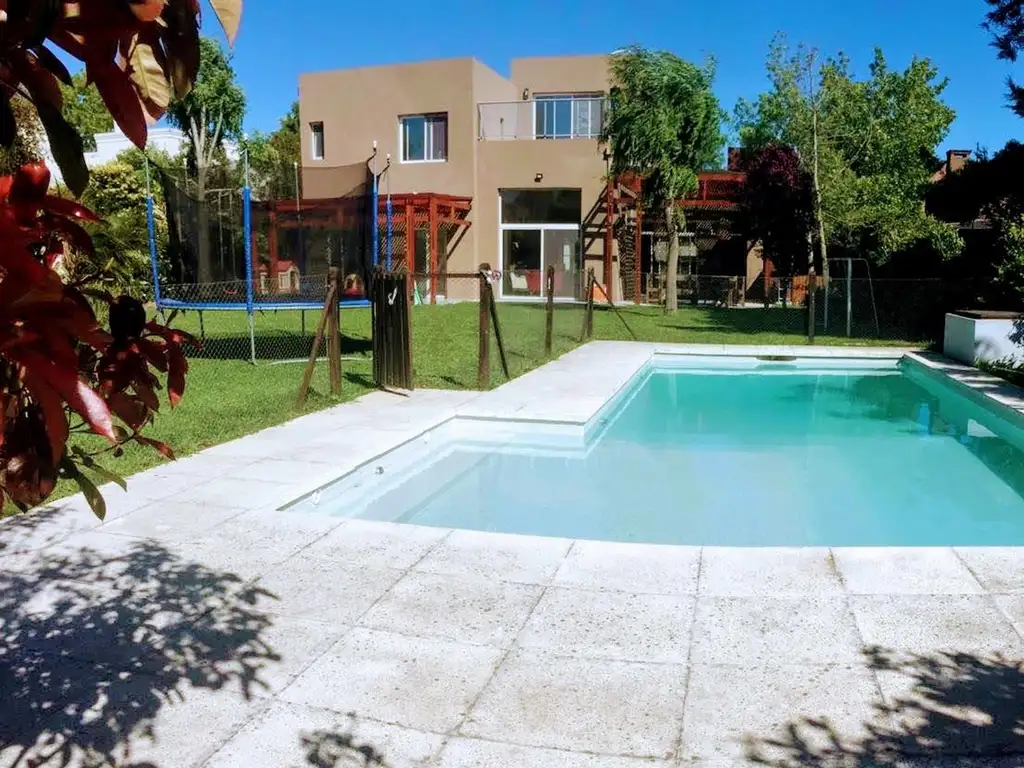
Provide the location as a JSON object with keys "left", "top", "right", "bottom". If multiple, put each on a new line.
{"left": 478, "top": 97, "right": 607, "bottom": 141}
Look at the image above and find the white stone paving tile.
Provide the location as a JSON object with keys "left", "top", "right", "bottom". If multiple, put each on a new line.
{"left": 279, "top": 627, "right": 503, "bottom": 733}
{"left": 553, "top": 540, "right": 700, "bottom": 594}
{"left": 302, "top": 518, "right": 449, "bottom": 570}
{"left": 436, "top": 738, "right": 673, "bottom": 768}
{"left": 6, "top": 684, "right": 272, "bottom": 768}
{"left": 699, "top": 547, "right": 844, "bottom": 597}
{"left": 358, "top": 570, "right": 542, "bottom": 647}
{"left": 175, "top": 476, "right": 306, "bottom": 510}
{"left": 517, "top": 586, "right": 694, "bottom": 663}
{"left": 690, "top": 595, "right": 864, "bottom": 666}
{"left": 254, "top": 554, "right": 404, "bottom": 624}
{"left": 833, "top": 548, "right": 985, "bottom": 595}
{"left": 462, "top": 648, "right": 687, "bottom": 758}
{"left": 98, "top": 499, "right": 242, "bottom": 540}
{"left": 231, "top": 614, "right": 351, "bottom": 698}
{"left": 222, "top": 458, "right": 342, "bottom": 487}
{"left": 176, "top": 508, "right": 342, "bottom": 582}
{"left": 954, "top": 548, "right": 1024, "bottom": 593}
{"left": 850, "top": 595, "right": 1024, "bottom": 656}
{"left": 203, "top": 700, "right": 444, "bottom": 768}
{"left": 414, "top": 529, "right": 573, "bottom": 585}
{"left": 681, "top": 663, "right": 886, "bottom": 762}
{"left": 147, "top": 453, "right": 260, "bottom": 479}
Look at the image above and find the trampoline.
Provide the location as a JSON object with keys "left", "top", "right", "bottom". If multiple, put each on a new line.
{"left": 148, "top": 146, "right": 390, "bottom": 361}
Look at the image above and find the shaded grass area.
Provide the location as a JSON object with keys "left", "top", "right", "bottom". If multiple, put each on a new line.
{"left": 50, "top": 301, "right": 924, "bottom": 502}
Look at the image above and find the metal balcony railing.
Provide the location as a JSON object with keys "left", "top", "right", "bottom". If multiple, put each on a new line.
{"left": 478, "top": 98, "right": 607, "bottom": 141}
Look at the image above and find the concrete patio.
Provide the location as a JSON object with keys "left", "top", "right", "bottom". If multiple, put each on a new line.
{"left": 3, "top": 342, "right": 1024, "bottom": 767}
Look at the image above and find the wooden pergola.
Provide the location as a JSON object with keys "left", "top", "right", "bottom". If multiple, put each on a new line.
{"left": 608, "top": 170, "right": 745, "bottom": 303}
{"left": 256, "top": 192, "right": 473, "bottom": 303}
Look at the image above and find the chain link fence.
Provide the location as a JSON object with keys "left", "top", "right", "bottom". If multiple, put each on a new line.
{"left": 154, "top": 269, "right": 956, "bottom": 399}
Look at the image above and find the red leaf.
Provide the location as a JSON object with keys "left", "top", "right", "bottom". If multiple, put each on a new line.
{"left": 167, "top": 343, "right": 187, "bottom": 407}
{"left": 9, "top": 350, "right": 116, "bottom": 441}
{"left": 88, "top": 60, "right": 148, "bottom": 149}
{"left": 137, "top": 337, "right": 169, "bottom": 371}
{"left": 43, "top": 195, "right": 102, "bottom": 223}
{"left": 135, "top": 435, "right": 175, "bottom": 460}
{"left": 23, "top": 374, "right": 69, "bottom": 465}
{"left": 107, "top": 391, "right": 149, "bottom": 430}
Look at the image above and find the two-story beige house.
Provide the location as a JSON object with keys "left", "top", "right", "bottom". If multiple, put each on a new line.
{"left": 298, "top": 55, "right": 617, "bottom": 302}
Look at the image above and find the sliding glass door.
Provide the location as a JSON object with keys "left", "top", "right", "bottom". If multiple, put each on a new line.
{"left": 499, "top": 189, "right": 582, "bottom": 300}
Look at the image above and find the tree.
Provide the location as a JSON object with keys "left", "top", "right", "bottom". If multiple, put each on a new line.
{"left": 985, "top": 0, "right": 1024, "bottom": 116}
{"left": 601, "top": 47, "right": 725, "bottom": 312}
{"left": 736, "top": 37, "right": 961, "bottom": 268}
{"left": 68, "top": 160, "right": 169, "bottom": 299}
{"left": 245, "top": 102, "right": 302, "bottom": 201}
{"left": 0, "top": 97, "right": 44, "bottom": 175}
{"left": 60, "top": 72, "right": 114, "bottom": 152}
{"left": 740, "top": 143, "right": 815, "bottom": 304}
{"left": 167, "top": 36, "right": 246, "bottom": 282}
{"left": 0, "top": 0, "right": 242, "bottom": 515}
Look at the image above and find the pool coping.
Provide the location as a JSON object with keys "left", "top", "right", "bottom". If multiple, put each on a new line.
{"left": 10, "top": 341, "right": 1024, "bottom": 765}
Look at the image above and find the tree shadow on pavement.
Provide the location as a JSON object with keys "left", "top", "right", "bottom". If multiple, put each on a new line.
{"left": 744, "top": 645, "right": 1024, "bottom": 766}
{"left": 0, "top": 515, "right": 278, "bottom": 767}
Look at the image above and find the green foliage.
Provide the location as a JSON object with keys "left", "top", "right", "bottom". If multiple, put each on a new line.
{"left": 984, "top": 0, "right": 1024, "bottom": 117}
{"left": 166, "top": 36, "right": 246, "bottom": 171}
{"left": 0, "top": 97, "right": 44, "bottom": 175}
{"left": 59, "top": 72, "right": 114, "bottom": 153}
{"left": 602, "top": 47, "right": 725, "bottom": 206}
{"left": 735, "top": 36, "right": 962, "bottom": 264}
{"left": 243, "top": 101, "right": 301, "bottom": 200}
{"left": 68, "top": 161, "right": 169, "bottom": 299}
{"left": 997, "top": 214, "right": 1024, "bottom": 304}
{"left": 601, "top": 46, "right": 725, "bottom": 311}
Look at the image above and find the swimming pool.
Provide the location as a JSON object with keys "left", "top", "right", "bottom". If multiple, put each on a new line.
{"left": 288, "top": 355, "right": 1024, "bottom": 546}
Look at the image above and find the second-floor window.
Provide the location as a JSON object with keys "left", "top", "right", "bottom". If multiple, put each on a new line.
{"left": 534, "top": 94, "right": 604, "bottom": 139}
{"left": 310, "top": 122, "right": 324, "bottom": 160}
{"left": 401, "top": 113, "right": 448, "bottom": 162}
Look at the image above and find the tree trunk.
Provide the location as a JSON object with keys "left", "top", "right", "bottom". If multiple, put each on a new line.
{"left": 806, "top": 228, "right": 816, "bottom": 343}
{"left": 665, "top": 202, "right": 678, "bottom": 312}
{"left": 196, "top": 162, "right": 213, "bottom": 283}
{"left": 811, "top": 105, "right": 827, "bottom": 339}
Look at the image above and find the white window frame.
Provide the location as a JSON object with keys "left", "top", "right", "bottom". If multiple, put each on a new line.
{"left": 399, "top": 113, "right": 448, "bottom": 164}
{"left": 532, "top": 93, "right": 604, "bottom": 140}
{"left": 310, "top": 122, "right": 324, "bottom": 161}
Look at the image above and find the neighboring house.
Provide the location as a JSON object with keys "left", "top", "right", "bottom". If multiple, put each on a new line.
{"left": 41, "top": 123, "right": 239, "bottom": 187}
{"left": 931, "top": 149, "right": 972, "bottom": 185}
{"left": 298, "top": 55, "right": 746, "bottom": 303}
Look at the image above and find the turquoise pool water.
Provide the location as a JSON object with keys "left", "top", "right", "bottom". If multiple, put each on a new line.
{"left": 299, "top": 358, "right": 1024, "bottom": 545}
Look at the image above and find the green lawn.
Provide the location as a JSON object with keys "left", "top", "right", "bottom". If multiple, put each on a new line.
{"left": 53, "top": 300, "right": 927, "bottom": 500}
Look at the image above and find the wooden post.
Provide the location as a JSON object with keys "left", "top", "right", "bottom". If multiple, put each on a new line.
{"left": 327, "top": 266, "right": 342, "bottom": 395}
{"left": 405, "top": 200, "right": 415, "bottom": 298}
{"left": 544, "top": 264, "right": 555, "bottom": 357}
{"left": 428, "top": 196, "right": 439, "bottom": 305}
{"left": 580, "top": 269, "right": 595, "bottom": 342}
{"left": 296, "top": 280, "right": 339, "bottom": 408}
{"left": 634, "top": 205, "right": 643, "bottom": 304}
{"left": 478, "top": 272, "right": 490, "bottom": 389}
{"left": 604, "top": 179, "right": 615, "bottom": 303}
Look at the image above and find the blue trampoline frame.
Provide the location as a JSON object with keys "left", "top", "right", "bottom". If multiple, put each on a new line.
{"left": 146, "top": 146, "right": 387, "bottom": 363}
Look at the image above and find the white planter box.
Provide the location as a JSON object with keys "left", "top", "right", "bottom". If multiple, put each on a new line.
{"left": 943, "top": 311, "right": 1023, "bottom": 365}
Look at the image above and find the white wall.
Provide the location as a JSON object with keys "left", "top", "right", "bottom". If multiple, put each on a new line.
{"left": 944, "top": 313, "right": 1023, "bottom": 365}
{"left": 41, "top": 123, "right": 239, "bottom": 187}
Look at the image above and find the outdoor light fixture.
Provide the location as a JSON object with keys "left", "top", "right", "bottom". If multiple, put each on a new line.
{"left": 522, "top": 88, "right": 530, "bottom": 100}
{"left": 534, "top": 173, "right": 543, "bottom": 183}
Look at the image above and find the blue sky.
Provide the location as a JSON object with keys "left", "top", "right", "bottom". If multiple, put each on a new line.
{"left": 216, "top": 0, "right": 1013, "bottom": 154}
